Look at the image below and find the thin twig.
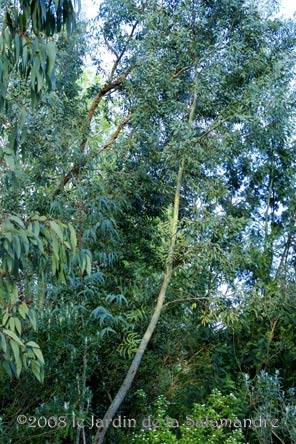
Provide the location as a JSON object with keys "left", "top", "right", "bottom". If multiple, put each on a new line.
{"left": 162, "top": 296, "right": 232, "bottom": 309}
{"left": 171, "top": 66, "right": 191, "bottom": 79}
{"left": 98, "top": 115, "right": 131, "bottom": 154}
{"left": 108, "top": 21, "right": 138, "bottom": 81}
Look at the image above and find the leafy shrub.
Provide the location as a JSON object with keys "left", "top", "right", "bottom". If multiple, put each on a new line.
{"left": 179, "top": 389, "right": 244, "bottom": 444}
{"left": 244, "top": 370, "right": 296, "bottom": 444}
{"left": 131, "top": 390, "right": 244, "bottom": 444}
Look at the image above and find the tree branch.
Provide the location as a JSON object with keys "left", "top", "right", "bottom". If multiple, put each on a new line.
{"left": 98, "top": 115, "right": 131, "bottom": 154}
{"left": 52, "top": 63, "right": 134, "bottom": 198}
{"left": 171, "top": 66, "right": 191, "bottom": 79}
{"left": 274, "top": 232, "right": 293, "bottom": 280}
{"left": 162, "top": 296, "right": 230, "bottom": 309}
{"left": 108, "top": 21, "right": 138, "bottom": 81}
{"left": 87, "top": 66, "right": 133, "bottom": 122}
{"left": 52, "top": 115, "right": 131, "bottom": 197}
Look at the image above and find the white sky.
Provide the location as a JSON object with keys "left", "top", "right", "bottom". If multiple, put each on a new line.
{"left": 280, "top": 0, "right": 296, "bottom": 16}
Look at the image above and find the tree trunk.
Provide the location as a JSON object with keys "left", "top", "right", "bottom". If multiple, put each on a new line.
{"left": 92, "top": 162, "right": 184, "bottom": 444}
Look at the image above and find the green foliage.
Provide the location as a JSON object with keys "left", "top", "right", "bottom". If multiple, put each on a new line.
{"left": 0, "top": 214, "right": 79, "bottom": 381}
{"left": 0, "top": 0, "right": 77, "bottom": 108}
{"left": 131, "top": 395, "right": 178, "bottom": 444}
{"left": 131, "top": 391, "right": 244, "bottom": 444}
{"left": 0, "top": 214, "right": 77, "bottom": 286}
{"left": 1, "top": 0, "right": 296, "bottom": 443}
{"left": 0, "top": 299, "right": 44, "bottom": 381}
{"left": 244, "top": 371, "right": 296, "bottom": 444}
{"left": 179, "top": 390, "right": 244, "bottom": 444}
{"left": 0, "top": 11, "right": 86, "bottom": 384}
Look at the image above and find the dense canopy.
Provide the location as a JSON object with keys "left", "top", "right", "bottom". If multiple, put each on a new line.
{"left": 1, "top": 1, "right": 296, "bottom": 443}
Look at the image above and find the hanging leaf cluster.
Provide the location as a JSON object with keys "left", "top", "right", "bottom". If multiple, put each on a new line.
{"left": 0, "top": 213, "right": 79, "bottom": 381}
{"left": 0, "top": 0, "right": 76, "bottom": 107}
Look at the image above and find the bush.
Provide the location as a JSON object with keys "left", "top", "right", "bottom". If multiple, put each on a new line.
{"left": 131, "top": 390, "right": 244, "bottom": 444}
{"left": 244, "top": 370, "right": 296, "bottom": 444}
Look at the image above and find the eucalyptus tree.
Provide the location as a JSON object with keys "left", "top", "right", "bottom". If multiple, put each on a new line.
{"left": 73, "top": 1, "right": 296, "bottom": 443}
{"left": 1, "top": 0, "right": 296, "bottom": 443}
{"left": 0, "top": 0, "right": 79, "bottom": 382}
{"left": 0, "top": 6, "right": 129, "bottom": 443}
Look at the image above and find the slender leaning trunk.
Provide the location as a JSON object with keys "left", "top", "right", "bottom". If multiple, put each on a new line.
{"left": 92, "top": 161, "right": 184, "bottom": 444}
{"left": 92, "top": 70, "right": 199, "bottom": 444}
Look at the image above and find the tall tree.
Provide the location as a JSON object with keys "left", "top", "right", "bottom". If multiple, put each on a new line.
{"left": 0, "top": 0, "right": 78, "bottom": 382}
{"left": 80, "top": 1, "right": 296, "bottom": 443}
{"left": 1, "top": 1, "right": 296, "bottom": 443}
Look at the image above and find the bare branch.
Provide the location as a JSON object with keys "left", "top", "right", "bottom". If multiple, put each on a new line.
{"left": 108, "top": 21, "right": 138, "bottom": 81}
{"left": 171, "top": 66, "right": 191, "bottom": 79}
{"left": 87, "top": 66, "right": 133, "bottom": 122}
{"left": 52, "top": 115, "right": 131, "bottom": 197}
{"left": 275, "top": 232, "right": 293, "bottom": 279}
{"left": 92, "top": 161, "right": 185, "bottom": 444}
{"left": 91, "top": 64, "right": 202, "bottom": 444}
{"left": 162, "top": 296, "right": 228, "bottom": 309}
{"left": 103, "top": 35, "right": 119, "bottom": 59}
{"left": 52, "top": 63, "right": 134, "bottom": 198}
{"left": 98, "top": 115, "right": 131, "bottom": 154}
